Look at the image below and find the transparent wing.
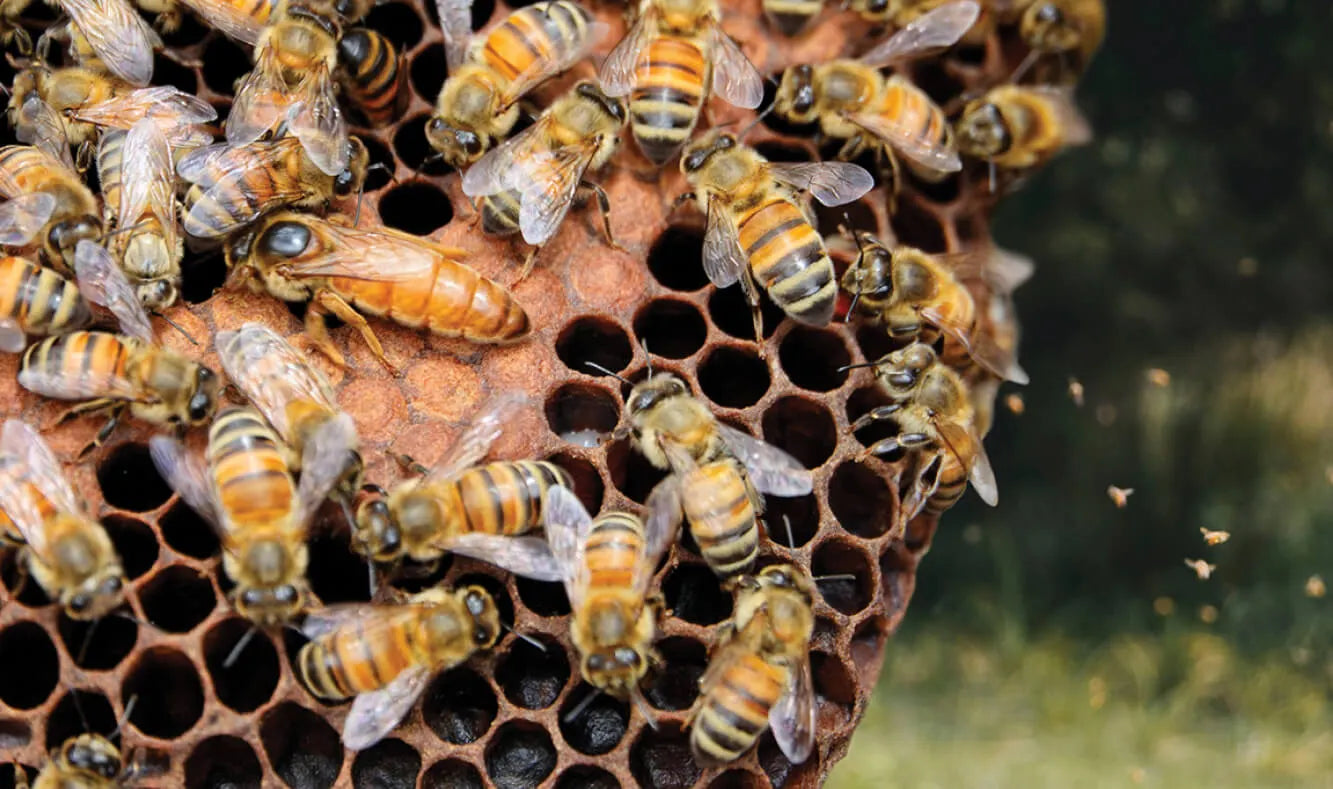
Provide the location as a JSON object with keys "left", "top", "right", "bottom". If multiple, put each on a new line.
{"left": 287, "top": 64, "right": 349, "bottom": 176}
{"left": 598, "top": 15, "right": 650, "bottom": 97}
{"left": 73, "top": 240, "right": 154, "bottom": 342}
{"left": 935, "top": 419, "right": 997, "bottom": 506}
{"left": 296, "top": 412, "right": 359, "bottom": 525}
{"left": 985, "top": 246, "right": 1034, "bottom": 294}
{"left": 917, "top": 305, "right": 1025, "bottom": 383}
{"left": 179, "top": 141, "right": 315, "bottom": 238}
{"left": 442, "top": 533, "right": 563, "bottom": 581}
{"left": 216, "top": 323, "right": 337, "bottom": 438}
{"left": 148, "top": 435, "right": 222, "bottom": 525}
{"left": 178, "top": 0, "right": 270, "bottom": 45}
{"left": 848, "top": 106, "right": 961, "bottom": 173}
{"left": 858, "top": 0, "right": 980, "bottom": 68}
{"left": 226, "top": 45, "right": 290, "bottom": 146}
{"left": 435, "top": 0, "right": 474, "bottom": 70}
{"left": 266, "top": 219, "right": 443, "bottom": 282}
{"left": 709, "top": 27, "right": 763, "bottom": 109}
{"left": 0, "top": 317, "right": 26, "bottom": 353}
{"left": 342, "top": 665, "right": 430, "bottom": 751}
{"left": 73, "top": 86, "right": 217, "bottom": 148}
{"left": 716, "top": 423, "right": 813, "bottom": 497}
{"left": 770, "top": 655, "right": 816, "bottom": 765}
{"left": 701, "top": 199, "right": 744, "bottom": 289}
{"left": 501, "top": 17, "right": 608, "bottom": 104}
{"left": 0, "top": 193, "right": 58, "bottom": 246}
{"left": 299, "top": 602, "right": 391, "bottom": 640}
{"left": 174, "top": 141, "right": 230, "bottom": 183}
{"left": 517, "top": 144, "right": 597, "bottom": 245}
{"left": 118, "top": 118, "right": 177, "bottom": 249}
{"left": 61, "top": 0, "right": 160, "bottom": 85}
{"left": 541, "top": 484, "right": 593, "bottom": 605}
{"left": 767, "top": 162, "right": 875, "bottom": 207}
{"left": 0, "top": 419, "right": 83, "bottom": 521}
{"left": 1030, "top": 86, "right": 1093, "bottom": 146}
{"left": 639, "top": 477, "right": 682, "bottom": 595}
{"left": 460, "top": 121, "right": 547, "bottom": 197}
{"left": 14, "top": 94, "right": 75, "bottom": 169}
{"left": 19, "top": 353, "right": 140, "bottom": 400}
{"left": 420, "top": 392, "right": 530, "bottom": 486}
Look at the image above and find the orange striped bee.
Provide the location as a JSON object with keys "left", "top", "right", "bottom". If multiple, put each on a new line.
{"left": 679, "top": 130, "right": 874, "bottom": 340}
{"left": 0, "top": 256, "right": 94, "bottom": 353}
{"left": 598, "top": 0, "right": 763, "bottom": 166}
{"left": 773, "top": 1, "right": 978, "bottom": 190}
{"left": 338, "top": 26, "right": 408, "bottom": 127}
{"left": 224, "top": 212, "right": 531, "bottom": 368}
{"left": 1006, "top": 0, "right": 1105, "bottom": 81}
{"left": 427, "top": 0, "right": 606, "bottom": 168}
{"left": 353, "top": 394, "right": 565, "bottom": 579}
{"left": 176, "top": 0, "right": 280, "bottom": 45}
{"left": 0, "top": 419, "right": 126, "bottom": 620}
{"left": 690, "top": 563, "right": 815, "bottom": 765}
{"left": 543, "top": 485, "right": 674, "bottom": 714}
{"left": 296, "top": 585, "right": 501, "bottom": 750}
{"left": 619, "top": 370, "right": 812, "bottom": 578}
{"left": 17, "top": 732, "right": 132, "bottom": 789}
{"left": 38, "top": 0, "right": 161, "bottom": 86}
{"left": 955, "top": 84, "right": 1091, "bottom": 180}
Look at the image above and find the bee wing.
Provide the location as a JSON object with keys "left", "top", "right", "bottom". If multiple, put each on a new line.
{"left": 766, "top": 162, "right": 875, "bottom": 207}
{"left": 119, "top": 119, "right": 177, "bottom": 247}
{"left": 299, "top": 602, "right": 390, "bottom": 639}
{"left": 19, "top": 352, "right": 140, "bottom": 401}
{"left": 435, "top": 0, "right": 474, "bottom": 70}
{"left": 0, "top": 193, "right": 58, "bottom": 246}
{"left": 638, "top": 476, "right": 682, "bottom": 594}
{"left": 984, "top": 246, "right": 1034, "bottom": 294}
{"left": 148, "top": 435, "right": 224, "bottom": 526}
{"left": 460, "top": 121, "right": 547, "bottom": 197}
{"left": 770, "top": 654, "right": 816, "bottom": 765}
{"left": 0, "top": 419, "right": 85, "bottom": 526}
{"left": 541, "top": 484, "right": 593, "bottom": 604}
{"left": 916, "top": 305, "right": 1026, "bottom": 384}
{"left": 716, "top": 423, "right": 813, "bottom": 497}
{"left": 216, "top": 323, "right": 338, "bottom": 438}
{"left": 268, "top": 220, "right": 440, "bottom": 282}
{"left": 73, "top": 86, "right": 217, "bottom": 148}
{"left": 709, "top": 27, "right": 764, "bottom": 110}
{"left": 598, "top": 15, "right": 651, "bottom": 97}
{"left": 73, "top": 240, "right": 155, "bottom": 342}
{"left": 179, "top": 142, "right": 314, "bottom": 239}
{"left": 441, "top": 533, "right": 563, "bottom": 582}
{"left": 420, "top": 392, "right": 530, "bottom": 485}
{"left": 60, "top": 0, "right": 160, "bottom": 86}
{"left": 296, "top": 412, "right": 359, "bottom": 525}
{"left": 227, "top": 45, "right": 291, "bottom": 146}
{"left": 858, "top": 0, "right": 980, "bottom": 68}
{"left": 502, "top": 20, "right": 609, "bottom": 104}
{"left": 1028, "top": 86, "right": 1093, "bottom": 146}
{"left": 934, "top": 418, "right": 998, "bottom": 506}
{"left": 847, "top": 108, "right": 962, "bottom": 174}
{"left": 287, "top": 64, "right": 349, "bottom": 177}
{"left": 14, "top": 94, "right": 75, "bottom": 170}
{"left": 0, "top": 318, "right": 26, "bottom": 353}
{"left": 178, "top": 0, "right": 268, "bottom": 46}
{"left": 701, "top": 198, "right": 745, "bottom": 289}
{"left": 342, "top": 665, "right": 430, "bottom": 751}
{"left": 517, "top": 144, "right": 598, "bottom": 246}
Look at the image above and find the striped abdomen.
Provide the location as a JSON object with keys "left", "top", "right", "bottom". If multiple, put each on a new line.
{"left": 326, "top": 259, "right": 530, "bottom": 343}
{"left": 19, "top": 331, "right": 138, "bottom": 402}
{"left": 437, "top": 460, "right": 572, "bottom": 537}
{"left": 97, "top": 130, "right": 126, "bottom": 222}
{"left": 878, "top": 77, "right": 954, "bottom": 164}
{"left": 206, "top": 407, "right": 297, "bottom": 534}
{"left": 299, "top": 606, "right": 427, "bottom": 700}
{"left": 0, "top": 146, "right": 98, "bottom": 217}
{"left": 691, "top": 649, "right": 787, "bottom": 764}
{"left": 736, "top": 197, "right": 836, "bottom": 326}
{"left": 478, "top": 1, "right": 594, "bottom": 85}
{"left": 584, "top": 512, "right": 646, "bottom": 593}
{"left": 924, "top": 451, "right": 967, "bottom": 517}
{"left": 0, "top": 453, "right": 56, "bottom": 545}
{"left": 629, "top": 35, "right": 706, "bottom": 165}
{"left": 480, "top": 189, "right": 521, "bottom": 237}
{"left": 338, "top": 28, "right": 405, "bottom": 127}
{"left": 182, "top": 146, "right": 318, "bottom": 239}
{"left": 763, "top": 0, "right": 822, "bottom": 35}
{"left": 681, "top": 459, "right": 758, "bottom": 578}
{"left": 0, "top": 256, "right": 91, "bottom": 337}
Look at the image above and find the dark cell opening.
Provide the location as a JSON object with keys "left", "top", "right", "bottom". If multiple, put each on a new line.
{"left": 260, "top": 703, "right": 343, "bottom": 789}
{"left": 814, "top": 197, "right": 877, "bottom": 239}
{"left": 364, "top": 2, "right": 424, "bottom": 48}
{"left": 159, "top": 499, "right": 220, "bottom": 559}
{"left": 606, "top": 437, "right": 668, "bottom": 506}
{"left": 122, "top": 647, "right": 205, "bottom": 738}
{"left": 545, "top": 383, "right": 621, "bottom": 446}
{"left": 308, "top": 532, "right": 374, "bottom": 605}
{"left": 484, "top": 722, "right": 557, "bottom": 789}
{"left": 515, "top": 576, "right": 571, "bottom": 617}
{"left": 184, "top": 735, "right": 263, "bottom": 789}
{"left": 201, "top": 36, "right": 252, "bottom": 97}
{"left": 710, "top": 771, "right": 766, "bottom": 789}
{"left": 708, "top": 286, "right": 784, "bottom": 342}
{"left": 754, "top": 141, "right": 813, "bottom": 163}
{"left": 0, "top": 718, "right": 30, "bottom": 750}
{"left": 410, "top": 42, "right": 447, "bottom": 103}
{"left": 152, "top": 52, "right": 197, "bottom": 95}
{"left": 360, "top": 135, "right": 396, "bottom": 192}
{"left": 779, "top": 326, "right": 851, "bottom": 392}
{"left": 547, "top": 451, "right": 604, "bottom": 514}
{"left": 159, "top": 12, "right": 209, "bottom": 48}
{"left": 1, "top": 549, "right": 48, "bottom": 607}
{"left": 44, "top": 689, "right": 115, "bottom": 750}
{"left": 353, "top": 738, "right": 422, "bottom": 789}
{"left": 812, "top": 540, "right": 873, "bottom": 615}
{"left": 851, "top": 616, "right": 888, "bottom": 667}
{"left": 909, "top": 168, "right": 963, "bottom": 205}
{"left": 763, "top": 492, "right": 819, "bottom": 549}
{"left": 180, "top": 249, "right": 228, "bottom": 304}
{"left": 557, "top": 316, "right": 634, "bottom": 375}
{"left": 828, "top": 461, "right": 895, "bottom": 539}
{"left": 423, "top": 667, "right": 497, "bottom": 744}
{"left": 559, "top": 687, "right": 628, "bottom": 755}
{"left": 853, "top": 325, "right": 896, "bottom": 366}
{"left": 812, "top": 652, "right": 857, "bottom": 707}
{"left": 647, "top": 225, "right": 709, "bottom": 292}
{"left": 890, "top": 196, "right": 949, "bottom": 252}
{"left": 634, "top": 299, "right": 708, "bottom": 360}
{"left": 140, "top": 565, "right": 216, "bottom": 633}
{"left": 102, "top": 515, "right": 158, "bottom": 579}
{"left": 386, "top": 554, "right": 452, "bottom": 595}
{"left": 557, "top": 765, "right": 620, "bottom": 789}
{"left": 495, "top": 636, "right": 570, "bottom": 709}
{"left": 377, "top": 181, "right": 452, "bottom": 235}
{"left": 762, "top": 396, "right": 837, "bottom": 469}
{"left": 58, "top": 611, "right": 137, "bottom": 671}
{"left": 911, "top": 60, "right": 966, "bottom": 106}
{"left": 97, "top": 443, "right": 172, "bottom": 511}
{"left": 846, "top": 384, "right": 898, "bottom": 456}
{"left": 644, "top": 636, "right": 706, "bottom": 711}
{"left": 662, "top": 564, "right": 731, "bottom": 626}
{"left": 880, "top": 546, "right": 915, "bottom": 615}
{"left": 422, "top": 759, "right": 484, "bottom": 789}
{"left": 698, "top": 346, "right": 770, "bottom": 408}
{"left": 204, "top": 618, "right": 280, "bottom": 713}
{"left": 0, "top": 623, "right": 58, "bottom": 709}
{"left": 630, "top": 722, "right": 701, "bottom": 789}
{"left": 394, "top": 114, "right": 453, "bottom": 175}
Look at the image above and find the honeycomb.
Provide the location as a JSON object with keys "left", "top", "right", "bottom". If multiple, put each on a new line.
{"left": 0, "top": 0, "right": 1084, "bottom": 786}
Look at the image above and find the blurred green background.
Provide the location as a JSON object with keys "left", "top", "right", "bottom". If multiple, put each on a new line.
{"left": 832, "top": 1, "right": 1333, "bottom": 786}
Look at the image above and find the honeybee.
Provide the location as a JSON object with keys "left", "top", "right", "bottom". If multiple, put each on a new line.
{"left": 848, "top": 0, "right": 994, "bottom": 42}
{"left": 354, "top": 394, "right": 566, "bottom": 579}
{"left": 773, "top": 2, "right": 978, "bottom": 190}
{"left": 338, "top": 26, "right": 409, "bottom": 127}
{"left": 619, "top": 369, "right": 813, "bottom": 578}
{"left": 849, "top": 342, "right": 997, "bottom": 535}
{"left": 542, "top": 485, "right": 672, "bottom": 713}
{"left": 679, "top": 130, "right": 874, "bottom": 341}
{"left": 841, "top": 233, "right": 1028, "bottom": 383}
{"left": 427, "top": 0, "right": 606, "bottom": 168}
{"left": 0, "top": 419, "right": 125, "bottom": 619}
{"left": 177, "top": 135, "right": 369, "bottom": 239}
{"left": 216, "top": 322, "right": 362, "bottom": 518}
{"left": 460, "top": 80, "right": 626, "bottom": 275}
{"left": 690, "top": 563, "right": 815, "bottom": 765}
{"left": 37, "top": 0, "right": 161, "bottom": 86}
{"left": 0, "top": 256, "right": 94, "bottom": 353}
{"left": 150, "top": 405, "right": 350, "bottom": 626}
{"left": 15, "top": 733, "right": 130, "bottom": 789}
{"left": 599, "top": 0, "right": 763, "bottom": 166}
{"left": 954, "top": 84, "right": 1091, "bottom": 183}
{"left": 176, "top": 0, "right": 280, "bottom": 46}
{"left": 296, "top": 586, "right": 501, "bottom": 750}
{"left": 224, "top": 212, "right": 531, "bottom": 368}
{"left": 1006, "top": 0, "right": 1105, "bottom": 81}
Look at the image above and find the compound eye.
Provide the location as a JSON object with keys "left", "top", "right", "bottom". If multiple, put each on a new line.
{"left": 457, "top": 130, "right": 482, "bottom": 155}
{"left": 587, "top": 654, "right": 607, "bottom": 672}
{"left": 241, "top": 588, "right": 267, "bottom": 607}
{"left": 1037, "top": 3, "right": 1063, "bottom": 23}
{"left": 465, "top": 591, "right": 485, "bottom": 615}
{"left": 614, "top": 647, "right": 637, "bottom": 667}
{"left": 69, "top": 593, "right": 91, "bottom": 614}
{"left": 100, "top": 576, "right": 123, "bottom": 596}
{"left": 274, "top": 585, "right": 299, "bottom": 604}
{"left": 472, "top": 627, "right": 492, "bottom": 645}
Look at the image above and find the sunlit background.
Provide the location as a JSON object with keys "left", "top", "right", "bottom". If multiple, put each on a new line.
{"left": 832, "top": 2, "right": 1333, "bottom": 785}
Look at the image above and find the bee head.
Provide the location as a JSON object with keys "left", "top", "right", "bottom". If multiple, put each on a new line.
{"left": 458, "top": 586, "right": 500, "bottom": 649}
{"left": 956, "top": 100, "right": 1011, "bottom": 158}
{"left": 135, "top": 278, "right": 179, "bottom": 312}
{"left": 584, "top": 646, "right": 648, "bottom": 693}
{"left": 575, "top": 80, "right": 626, "bottom": 124}
{"left": 680, "top": 131, "right": 737, "bottom": 174}
{"left": 882, "top": 342, "right": 937, "bottom": 390}
{"left": 1023, "top": 2, "right": 1081, "bottom": 53}
{"left": 625, "top": 372, "right": 689, "bottom": 419}
{"left": 353, "top": 495, "right": 402, "bottom": 562}
{"left": 64, "top": 570, "right": 125, "bottom": 621}
{"left": 186, "top": 365, "right": 220, "bottom": 425}
{"left": 425, "top": 117, "right": 484, "bottom": 165}
{"left": 776, "top": 64, "right": 818, "bottom": 123}
{"left": 334, "top": 137, "right": 370, "bottom": 196}
{"left": 60, "top": 735, "right": 122, "bottom": 780}
{"left": 756, "top": 563, "right": 814, "bottom": 604}
{"left": 841, "top": 232, "right": 894, "bottom": 304}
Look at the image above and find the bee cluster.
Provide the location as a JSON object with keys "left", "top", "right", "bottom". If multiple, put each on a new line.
{"left": 0, "top": 0, "right": 1099, "bottom": 786}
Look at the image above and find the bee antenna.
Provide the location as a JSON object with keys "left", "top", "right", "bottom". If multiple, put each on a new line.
{"left": 77, "top": 618, "right": 101, "bottom": 665}
{"left": 152, "top": 311, "right": 199, "bottom": 345}
{"left": 739, "top": 102, "right": 777, "bottom": 141}
{"left": 70, "top": 686, "right": 93, "bottom": 734}
{"left": 781, "top": 514, "right": 795, "bottom": 550}
{"left": 836, "top": 360, "right": 881, "bottom": 373}
{"left": 815, "top": 573, "right": 858, "bottom": 583}
{"left": 361, "top": 482, "right": 387, "bottom": 496}
{"left": 641, "top": 340, "right": 653, "bottom": 377}
{"left": 501, "top": 622, "right": 545, "bottom": 651}
{"left": 631, "top": 686, "right": 659, "bottom": 730}
{"left": 562, "top": 686, "right": 601, "bottom": 724}
{"left": 584, "top": 361, "right": 632, "bottom": 386}
{"left": 110, "top": 695, "right": 138, "bottom": 742}
{"left": 223, "top": 625, "right": 259, "bottom": 669}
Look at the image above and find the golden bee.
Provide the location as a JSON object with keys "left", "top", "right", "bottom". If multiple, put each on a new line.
{"left": 542, "top": 485, "right": 673, "bottom": 714}
{"left": 619, "top": 369, "right": 812, "bottom": 578}
{"left": 176, "top": 0, "right": 281, "bottom": 46}
{"left": 690, "top": 563, "right": 816, "bottom": 765}
{"left": 1005, "top": 0, "right": 1105, "bottom": 81}
{"left": 954, "top": 84, "right": 1092, "bottom": 184}
{"left": 354, "top": 394, "right": 567, "bottom": 580}
{"left": 216, "top": 322, "right": 362, "bottom": 519}
{"left": 0, "top": 419, "right": 126, "bottom": 620}
{"left": 598, "top": 0, "right": 763, "bottom": 166}
{"left": 841, "top": 231, "right": 1028, "bottom": 383}
{"left": 773, "top": 2, "right": 978, "bottom": 190}
{"left": 150, "top": 404, "right": 349, "bottom": 627}
{"left": 15, "top": 733, "right": 132, "bottom": 789}
{"left": 177, "top": 135, "right": 369, "bottom": 240}
{"left": 849, "top": 342, "right": 997, "bottom": 536}
{"left": 296, "top": 586, "right": 501, "bottom": 750}
{"left": 35, "top": 0, "right": 160, "bottom": 86}
{"left": 849, "top": 0, "right": 993, "bottom": 40}
{"left": 427, "top": 0, "right": 605, "bottom": 168}
{"left": 0, "top": 255, "right": 94, "bottom": 353}
{"left": 337, "top": 26, "right": 409, "bottom": 127}
{"left": 224, "top": 211, "right": 531, "bottom": 368}
{"left": 460, "top": 80, "right": 627, "bottom": 277}
{"left": 679, "top": 129, "right": 874, "bottom": 340}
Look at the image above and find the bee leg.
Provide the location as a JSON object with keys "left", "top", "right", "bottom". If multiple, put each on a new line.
{"left": 53, "top": 397, "right": 118, "bottom": 427}
{"left": 74, "top": 140, "right": 96, "bottom": 173}
{"left": 517, "top": 245, "right": 540, "bottom": 282}
{"left": 737, "top": 270, "right": 765, "bottom": 352}
{"left": 582, "top": 181, "right": 626, "bottom": 254}
{"left": 849, "top": 403, "right": 902, "bottom": 433}
{"left": 668, "top": 191, "right": 696, "bottom": 215}
{"left": 298, "top": 305, "right": 347, "bottom": 369}
{"left": 13, "top": 763, "right": 30, "bottom": 789}
{"left": 160, "top": 47, "right": 201, "bottom": 69}
{"left": 78, "top": 407, "right": 126, "bottom": 459}
{"left": 9, "top": 27, "right": 31, "bottom": 56}
{"left": 313, "top": 290, "right": 394, "bottom": 371}
{"left": 388, "top": 451, "right": 430, "bottom": 476}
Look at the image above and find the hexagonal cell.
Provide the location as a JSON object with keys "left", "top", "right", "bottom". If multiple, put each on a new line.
{"left": 410, "top": 42, "right": 447, "bottom": 101}
{"left": 57, "top": 612, "right": 137, "bottom": 671}
{"left": 852, "top": 616, "right": 888, "bottom": 668}
{"left": 557, "top": 316, "right": 634, "bottom": 375}
{"left": 546, "top": 451, "right": 604, "bottom": 513}
{"left": 45, "top": 689, "right": 115, "bottom": 750}
{"left": 557, "top": 765, "right": 621, "bottom": 789}
{"left": 0, "top": 549, "right": 47, "bottom": 607}
{"left": 662, "top": 563, "right": 731, "bottom": 626}
{"left": 559, "top": 687, "right": 628, "bottom": 755}
{"left": 97, "top": 443, "right": 172, "bottom": 511}
{"left": 630, "top": 722, "right": 700, "bottom": 789}
{"left": 853, "top": 324, "right": 896, "bottom": 367}
{"left": 648, "top": 225, "right": 708, "bottom": 292}
{"left": 101, "top": 515, "right": 158, "bottom": 579}
{"left": 812, "top": 540, "right": 874, "bottom": 615}
{"left": 708, "top": 286, "right": 783, "bottom": 341}
{"left": 363, "top": 2, "right": 424, "bottom": 49}
{"left": 813, "top": 198, "right": 877, "bottom": 239}
{"left": 709, "top": 770, "right": 767, "bottom": 789}
{"left": 697, "top": 346, "right": 770, "bottom": 408}
{"left": 180, "top": 249, "right": 228, "bottom": 304}
{"left": 762, "top": 396, "right": 837, "bottom": 469}
{"left": 423, "top": 667, "right": 497, "bottom": 745}
{"left": 140, "top": 565, "right": 217, "bottom": 633}
{"left": 890, "top": 195, "right": 949, "bottom": 252}
{"left": 546, "top": 383, "right": 621, "bottom": 446}
{"left": 758, "top": 733, "right": 820, "bottom": 789}
{"left": 633, "top": 299, "right": 707, "bottom": 360}
{"left": 778, "top": 326, "right": 851, "bottom": 392}
{"left": 201, "top": 36, "right": 250, "bottom": 96}
{"left": 184, "top": 735, "right": 263, "bottom": 789}
{"left": 353, "top": 738, "right": 422, "bottom": 789}
{"left": 828, "top": 461, "right": 895, "bottom": 539}
{"left": 204, "top": 618, "right": 280, "bottom": 713}
{"left": 360, "top": 135, "right": 396, "bottom": 191}
{"left": 308, "top": 532, "right": 374, "bottom": 605}
{"left": 422, "top": 759, "right": 484, "bottom": 789}
{"left": 515, "top": 576, "right": 571, "bottom": 617}
{"left": 0, "top": 622, "right": 58, "bottom": 709}
{"left": 484, "top": 721, "right": 557, "bottom": 789}
{"left": 261, "top": 703, "right": 343, "bottom": 789}
{"left": 377, "top": 181, "right": 453, "bottom": 235}
{"left": 644, "top": 636, "right": 706, "bottom": 712}
{"left": 122, "top": 647, "right": 204, "bottom": 738}
{"left": 880, "top": 545, "right": 915, "bottom": 615}
{"left": 846, "top": 384, "right": 898, "bottom": 454}
{"left": 606, "top": 436, "right": 668, "bottom": 506}
{"left": 495, "top": 635, "right": 569, "bottom": 710}
{"left": 153, "top": 50, "right": 197, "bottom": 94}
{"left": 0, "top": 718, "right": 30, "bottom": 750}
{"left": 763, "top": 493, "right": 819, "bottom": 550}
{"left": 812, "top": 651, "right": 857, "bottom": 711}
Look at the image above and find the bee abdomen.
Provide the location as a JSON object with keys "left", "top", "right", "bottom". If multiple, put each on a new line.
{"left": 691, "top": 652, "right": 786, "bottom": 764}
{"left": 925, "top": 456, "right": 968, "bottom": 516}
{"left": 0, "top": 256, "right": 91, "bottom": 337}
{"left": 682, "top": 461, "right": 759, "bottom": 578}
{"left": 338, "top": 28, "right": 404, "bottom": 127}
{"left": 481, "top": 1, "right": 594, "bottom": 84}
{"left": 20, "top": 331, "right": 134, "bottom": 400}
{"left": 480, "top": 190, "right": 521, "bottom": 237}
{"left": 208, "top": 407, "right": 297, "bottom": 526}
{"left": 630, "top": 36, "right": 706, "bottom": 165}
{"left": 739, "top": 200, "right": 836, "bottom": 326}
{"left": 585, "top": 512, "right": 646, "bottom": 590}
{"left": 97, "top": 130, "right": 126, "bottom": 220}
{"left": 454, "top": 460, "right": 572, "bottom": 537}
{"left": 298, "top": 620, "right": 415, "bottom": 701}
